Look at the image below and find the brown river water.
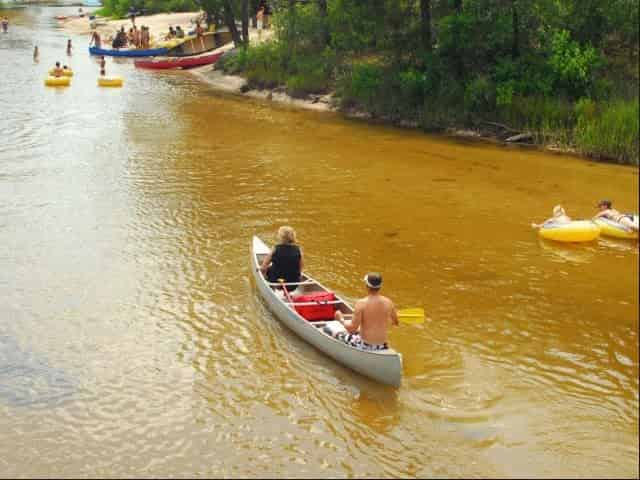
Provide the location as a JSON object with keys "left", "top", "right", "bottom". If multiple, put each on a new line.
{"left": 1, "top": 6, "right": 638, "bottom": 478}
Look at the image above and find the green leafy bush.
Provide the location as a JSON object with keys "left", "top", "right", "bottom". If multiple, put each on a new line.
{"left": 464, "top": 76, "right": 494, "bottom": 114}
{"left": 339, "top": 63, "right": 384, "bottom": 111}
{"left": 548, "top": 29, "right": 601, "bottom": 97}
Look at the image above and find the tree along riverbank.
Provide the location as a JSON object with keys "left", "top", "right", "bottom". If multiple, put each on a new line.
{"left": 196, "top": 0, "right": 639, "bottom": 166}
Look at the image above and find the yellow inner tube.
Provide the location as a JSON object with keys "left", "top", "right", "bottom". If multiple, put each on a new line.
{"left": 49, "top": 68, "right": 73, "bottom": 77}
{"left": 98, "top": 77, "right": 123, "bottom": 87}
{"left": 538, "top": 220, "right": 600, "bottom": 243}
{"left": 44, "top": 76, "right": 71, "bottom": 87}
{"left": 594, "top": 217, "right": 639, "bottom": 240}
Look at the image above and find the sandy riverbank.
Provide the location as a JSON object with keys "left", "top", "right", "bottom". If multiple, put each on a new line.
{"left": 60, "top": 11, "right": 202, "bottom": 40}
{"left": 189, "top": 65, "right": 337, "bottom": 113}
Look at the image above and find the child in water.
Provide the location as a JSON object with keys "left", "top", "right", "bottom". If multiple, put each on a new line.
{"left": 52, "top": 61, "right": 64, "bottom": 77}
{"left": 67, "top": 39, "right": 72, "bottom": 55}
{"left": 99, "top": 55, "right": 106, "bottom": 76}
{"left": 33, "top": 45, "right": 39, "bottom": 62}
{"left": 531, "top": 205, "right": 572, "bottom": 229}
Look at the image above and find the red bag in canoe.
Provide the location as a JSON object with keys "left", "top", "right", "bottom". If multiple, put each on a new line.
{"left": 292, "top": 291, "right": 337, "bottom": 321}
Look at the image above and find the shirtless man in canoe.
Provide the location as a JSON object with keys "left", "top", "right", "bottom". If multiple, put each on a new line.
{"left": 334, "top": 272, "right": 398, "bottom": 351}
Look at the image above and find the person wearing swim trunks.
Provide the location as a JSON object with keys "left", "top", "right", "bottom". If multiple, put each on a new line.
{"left": 531, "top": 205, "right": 571, "bottom": 229}
{"left": 1, "top": 17, "right": 8, "bottom": 33}
{"left": 90, "top": 30, "right": 102, "bottom": 48}
{"left": 334, "top": 272, "right": 398, "bottom": 351}
{"left": 594, "top": 200, "right": 639, "bottom": 231}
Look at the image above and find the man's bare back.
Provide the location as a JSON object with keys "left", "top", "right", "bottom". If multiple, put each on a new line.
{"left": 353, "top": 294, "right": 398, "bottom": 345}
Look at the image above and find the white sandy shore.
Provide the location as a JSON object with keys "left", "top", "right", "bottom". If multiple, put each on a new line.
{"left": 189, "top": 66, "right": 336, "bottom": 113}
{"left": 60, "top": 11, "right": 204, "bottom": 44}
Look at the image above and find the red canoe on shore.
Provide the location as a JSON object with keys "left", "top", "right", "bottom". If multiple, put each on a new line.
{"left": 134, "top": 51, "right": 224, "bottom": 70}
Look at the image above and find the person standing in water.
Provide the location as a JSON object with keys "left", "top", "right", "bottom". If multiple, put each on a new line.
{"left": 66, "top": 39, "right": 72, "bottom": 55}
{"left": 99, "top": 55, "right": 106, "bottom": 76}
{"left": 1, "top": 17, "right": 8, "bottom": 33}
{"left": 90, "top": 30, "right": 101, "bottom": 48}
{"left": 33, "top": 45, "right": 39, "bottom": 62}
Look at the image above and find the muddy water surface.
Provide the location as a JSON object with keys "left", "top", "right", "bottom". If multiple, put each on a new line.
{"left": 0, "top": 6, "right": 638, "bottom": 478}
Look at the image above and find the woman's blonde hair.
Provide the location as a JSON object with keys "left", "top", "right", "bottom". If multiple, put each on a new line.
{"left": 552, "top": 205, "right": 565, "bottom": 217}
{"left": 277, "top": 226, "right": 297, "bottom": 244}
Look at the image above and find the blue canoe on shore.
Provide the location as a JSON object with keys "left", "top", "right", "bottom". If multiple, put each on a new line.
{"left": 89, "top": 46, "right": 168, "bottom": 57}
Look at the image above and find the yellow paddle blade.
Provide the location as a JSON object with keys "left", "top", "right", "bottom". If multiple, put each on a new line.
{"left": 398, "top": 308, "right": 425, "bottom": 325}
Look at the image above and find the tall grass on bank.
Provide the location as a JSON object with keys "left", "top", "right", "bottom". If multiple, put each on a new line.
{"left": 574, "top": 99, "right": 639, "bottom": 165}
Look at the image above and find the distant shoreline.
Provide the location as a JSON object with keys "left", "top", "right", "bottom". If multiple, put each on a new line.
{"left": 56, "top": 11, "right": 634, "bottom": 164}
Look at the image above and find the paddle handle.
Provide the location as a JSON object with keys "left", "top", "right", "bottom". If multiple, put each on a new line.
{"left": 278, "top": 278, "right": 295, "bottom": 304}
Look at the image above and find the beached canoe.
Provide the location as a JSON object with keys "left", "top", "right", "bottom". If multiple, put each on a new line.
{"left": 134, "top": 51, "right": 224, "bottom": 70}
{"left": 88, "top": 46, "right": 168, "bottom": 57}
{"left": 165, "top": 31, "right": 233, "bottom": 57}
{"left": 251, "top": 236, "right": 403, "bottom": 387}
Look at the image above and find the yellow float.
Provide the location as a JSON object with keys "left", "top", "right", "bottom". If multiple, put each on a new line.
{"left": 98, "top": 77, "right": 123, "bottom": 87}
{"left": 44, "top": 76, "right": 71, "bottom": 87}
{"left": 49, "top": 68, "right": 73, "bottom": 77}
{"left": 594, "top": 216, "right": 639, "bottom": 240}
{"left": 538, "top": 220, "right": 600, "bottom": 243}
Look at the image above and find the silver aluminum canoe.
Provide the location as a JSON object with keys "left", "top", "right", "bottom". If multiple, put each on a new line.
{"left": 251, "top": 236, "right": 402, "bottom": 387}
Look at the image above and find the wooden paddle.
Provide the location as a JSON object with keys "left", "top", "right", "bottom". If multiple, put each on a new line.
{"left": 277, "top": 278, "right": 295, "bottom": 304}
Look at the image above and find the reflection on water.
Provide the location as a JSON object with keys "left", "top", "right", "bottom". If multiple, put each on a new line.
{"left": 0, "top": 4, "right": 638, "bottom": 478}
{"left": 538, "top": 237, "right": 597, "bottom": 264}
{"left": 0, "top": 333, "right": 74, "bottom": 408}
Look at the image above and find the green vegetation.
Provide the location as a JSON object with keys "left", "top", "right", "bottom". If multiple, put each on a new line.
{"left": 214, "top": 0, "right": 639, "bottom": 164}
{"left": 96, "top": 0, "right": 199, "bottom": 19}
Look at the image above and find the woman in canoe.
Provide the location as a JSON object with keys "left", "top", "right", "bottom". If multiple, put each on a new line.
{"left": 531, "top": 205, "right": 571, "bottom": 229}
{"left": 259, "top": 226, "right": 304, "bottom": 287}
{"left": 594, "top": 199, "right": 639, "bottom": 231}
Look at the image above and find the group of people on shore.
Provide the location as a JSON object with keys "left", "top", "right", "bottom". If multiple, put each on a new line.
{"left": 110, "top": 24, "right": 151, "bottom": 49}
{"left": 532, "top": 200, "right": 638, "bottom": 231}
{"left": 259, "top": 226, "right": 398, "bottom": 352}
{"left": 164, "top": 25, "right": 186, "bottom": 40}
